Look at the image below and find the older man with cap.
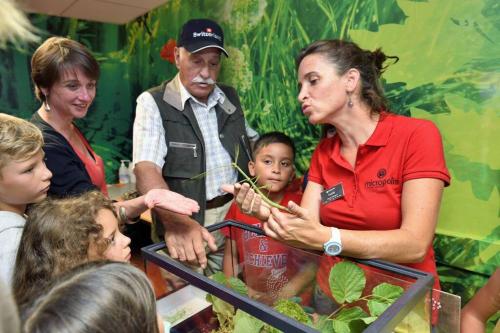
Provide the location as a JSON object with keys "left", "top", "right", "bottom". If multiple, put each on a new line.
{"left": 133, "top": 18, "right": 258, "bottom": 274}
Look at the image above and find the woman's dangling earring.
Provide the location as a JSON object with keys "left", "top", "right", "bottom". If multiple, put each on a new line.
{"left": 43, "top": 95, "right": 50, "bottom": 111}
{"left": 347, "top": 93, "right": 353, "bottom": 108}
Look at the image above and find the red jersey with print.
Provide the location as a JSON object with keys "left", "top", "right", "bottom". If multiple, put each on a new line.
{"left": 308, "top": 113, "right": 450, "bottom": 304}
{"left": 224, "top": 191, "right": 303, "bottom": 295}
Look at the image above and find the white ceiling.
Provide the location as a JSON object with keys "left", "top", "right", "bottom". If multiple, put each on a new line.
{"left": 16, "top": 0, "right": 169, "bottom": 25}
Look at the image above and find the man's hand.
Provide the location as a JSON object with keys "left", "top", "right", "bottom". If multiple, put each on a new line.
{"left": 144, "top": 188, "right": 200, "bottom": 215}
{"left": 163, "top": 216, "right": 217, "bottom": 269}
{"left": 135, "top": 161, "right": 215, "bottom": 268}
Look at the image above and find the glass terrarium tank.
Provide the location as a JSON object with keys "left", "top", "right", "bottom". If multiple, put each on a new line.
{"left": 142, "top": 220, "right": 459, "bottom": 333}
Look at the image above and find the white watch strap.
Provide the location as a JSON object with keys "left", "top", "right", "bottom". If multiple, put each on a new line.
{"left": 331, "top": 227, "right": 341, "bottom": 244}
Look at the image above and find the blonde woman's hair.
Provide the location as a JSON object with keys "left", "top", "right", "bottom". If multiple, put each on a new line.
{"left": 0, "top": 113, "right": 44, "bottom": 178}
{"left": 31, "top": 37, "right": 100, "bottom": 102}
{"left": 0, "top": 0, "right": 39, "bottom": 49}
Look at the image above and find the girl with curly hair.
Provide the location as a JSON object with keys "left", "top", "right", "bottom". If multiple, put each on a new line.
{"left": 13, "top": 191, "right": 132, "bottom": 307}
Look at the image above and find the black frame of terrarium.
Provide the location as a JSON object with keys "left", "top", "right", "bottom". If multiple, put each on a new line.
{"left": 142, "top": 220, "right": 434, "bottom": 333}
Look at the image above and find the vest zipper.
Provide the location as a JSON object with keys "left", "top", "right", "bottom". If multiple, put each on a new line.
{"left": 169, "top": 142, "right": 197, "bottom": 158}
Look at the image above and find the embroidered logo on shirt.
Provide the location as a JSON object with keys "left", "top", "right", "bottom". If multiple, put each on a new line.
{"left": 365, "top": 169, "right": 400, "bottom": 188}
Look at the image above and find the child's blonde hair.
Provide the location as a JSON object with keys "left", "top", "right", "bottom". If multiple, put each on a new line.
{"left": 0, "top": 113, "right": 44, "bottom": 178}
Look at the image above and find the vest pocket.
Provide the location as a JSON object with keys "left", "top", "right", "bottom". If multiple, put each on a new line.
{"left": 164, "top": 141, "right": 201, "bottom": 179}
{"left": 169, "top": 141, "right": 197, "bottom": 158}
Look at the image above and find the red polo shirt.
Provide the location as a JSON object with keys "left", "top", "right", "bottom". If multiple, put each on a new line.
{"left": 308, "top": 112, "right": 450, "bottom": 300}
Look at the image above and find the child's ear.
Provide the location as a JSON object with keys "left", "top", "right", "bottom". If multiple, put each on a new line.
{"left": 248, "top": 161, "right": 256, "bottom": 177}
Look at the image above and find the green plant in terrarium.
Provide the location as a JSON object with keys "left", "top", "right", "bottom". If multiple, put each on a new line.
{"left": 206, "top": 261, "right": 406, "bottom": 333}
{"left": 262, "top": 299, "right": 312, "bottom": 333}
{"left": 315, "top": 261, "right": 404, "bottom": 333}
{"left": 206, "top": 272, "right": 265, "bottom": 333}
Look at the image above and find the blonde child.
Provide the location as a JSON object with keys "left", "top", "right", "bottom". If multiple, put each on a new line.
{"left": 0, "top": 113, "right": 52, "bottom": 285}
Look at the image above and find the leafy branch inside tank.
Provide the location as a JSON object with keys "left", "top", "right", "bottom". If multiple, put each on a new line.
{"left": 206, "top": 261, "right": 405, "bottom": 333}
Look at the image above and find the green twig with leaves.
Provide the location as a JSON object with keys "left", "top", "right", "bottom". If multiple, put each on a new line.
{"left": 190, "top": 145, "right": 291, "bottom": 213}
{"left": 206, "top": 261, "right": 413, "bottom": 333}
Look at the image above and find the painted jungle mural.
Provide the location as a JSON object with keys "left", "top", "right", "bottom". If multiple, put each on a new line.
{"left": 0, "top": 0, "right": 498, "bottom": 330}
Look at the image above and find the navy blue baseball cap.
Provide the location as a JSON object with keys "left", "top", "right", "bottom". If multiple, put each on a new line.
{"left": 177, "top": 19, "right": 229, "bottom": 57}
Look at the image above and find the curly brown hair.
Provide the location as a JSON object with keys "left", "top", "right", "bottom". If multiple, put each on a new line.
{"left": 13, "top": 191, "right": 116, "bottom": 307}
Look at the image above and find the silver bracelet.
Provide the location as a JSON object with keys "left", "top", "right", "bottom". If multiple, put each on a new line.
{"left": 118, "top": 206, "right": 128, "bottom": 224}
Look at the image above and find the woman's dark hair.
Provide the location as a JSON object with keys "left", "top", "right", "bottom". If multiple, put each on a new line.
{"left": 21, "top": 261, "right": 160, "bottom": 333}
{"left": 31, "top": 36, "right": 100, "bottom": 102}
{"left": 13, "top": 191, "right": 116, "bottom": 307}
{"left": 252, "top": 131, "right": 296, "bottom": 161}
{"left": 296, "top": 39, "right": 398, "bottom": 113}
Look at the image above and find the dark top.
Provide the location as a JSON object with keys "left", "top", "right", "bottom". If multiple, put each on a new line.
{"left": 31, "top": 112, "right": 97, "bottom": 197}
{"left": 147, "top": 80, "right": 252, "bottom": 230}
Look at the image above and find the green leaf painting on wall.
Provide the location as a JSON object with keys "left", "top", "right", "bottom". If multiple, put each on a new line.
{"left": 345, "top": 0, "right": 499, "bottom": 285}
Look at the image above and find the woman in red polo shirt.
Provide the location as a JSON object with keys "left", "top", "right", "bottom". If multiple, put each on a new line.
{"left": 226, "top": 40, "right": 450, "bottom": 320}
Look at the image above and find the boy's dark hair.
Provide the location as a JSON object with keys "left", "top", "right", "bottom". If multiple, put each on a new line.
{"left": 252, "top": 131, "right": 296, "bottom": 161}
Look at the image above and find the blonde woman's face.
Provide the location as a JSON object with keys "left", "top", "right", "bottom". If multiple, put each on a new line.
{"left": 88, "top": 208, "right": 131, "bottom": 262}
{"left": 44, "top": 68, "right": 96, "bottom": 120}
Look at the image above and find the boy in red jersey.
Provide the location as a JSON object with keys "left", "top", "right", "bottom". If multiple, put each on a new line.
{"left": 222, "top": 132, "right": 315, "bottom": 304}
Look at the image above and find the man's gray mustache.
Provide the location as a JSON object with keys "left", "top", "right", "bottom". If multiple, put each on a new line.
{"left": 192, "top": 76, "right": 215, "bottom": 84}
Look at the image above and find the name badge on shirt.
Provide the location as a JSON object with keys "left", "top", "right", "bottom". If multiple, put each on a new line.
{"left": 321, "top": 183, "right": 344, "bottom": 205}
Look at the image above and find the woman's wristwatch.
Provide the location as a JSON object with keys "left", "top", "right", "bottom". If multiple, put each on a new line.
{"left": 323, "top": 227, "right": 342, "bottom": 256}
